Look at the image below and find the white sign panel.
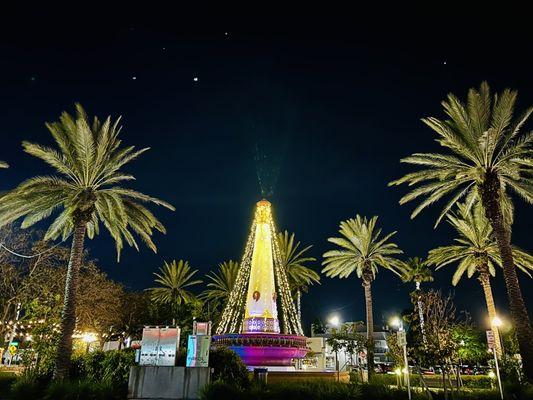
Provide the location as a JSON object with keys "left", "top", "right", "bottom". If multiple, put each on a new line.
{"left": 140, "top": 327, "right": 180, "bottom": 366}
{"left": 486, "top": 330, "right": 495, "bottom": 350}
{"left": 397, "top": 331, "right": 407, "bottom": 347}
{"left": 186, "top": 335, "right": 211, "bottom": 367}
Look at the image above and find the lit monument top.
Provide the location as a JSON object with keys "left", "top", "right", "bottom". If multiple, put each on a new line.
{"left": 244, "top": 200, "right": 279, "bottom": 330}
{"left": 216, "top": 199, "right": 303, "bottom": 336}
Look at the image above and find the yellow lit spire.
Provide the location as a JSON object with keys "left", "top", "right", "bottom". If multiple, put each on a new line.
{"left": 215, "top": 199, "right": 303, "bottom": 336}
{"left": 244, "top": 200, "right": 279, "bottom": 332}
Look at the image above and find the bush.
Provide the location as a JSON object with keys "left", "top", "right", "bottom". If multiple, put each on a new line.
{"left": 71, "top": 348, "right": 135, "bottom": 387}
{"left": 367, "top": 372, "right": 492, "bottom": 390}
{"left": 201, "top": 380, "right": 245, "bottom": 400}
{"left": 200, "top": 380, "right": 518, "bottom": 400}
{"left": 43, "top": 380, "right": 123, "bottom": 400}
{"left": 0, "top": 371, "right": 18, "bottom": 399}
{"left": 7, "top": 375, "right": 45, "bottom": 400}
{"left": 266, "top": 381, "right": 362, "bottom": 400}
{"left": 209, "top": 347, "right": 249, "bottom": 389}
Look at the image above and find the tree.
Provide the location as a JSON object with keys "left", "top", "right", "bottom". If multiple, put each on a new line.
{"left": 148, "top": 260, "right": 202, "bottom": 323}
{"left": 322, "top": 215, "right": 403, "bottom": 378}
{"left": 411, "top": 290, "right": 458, "bottom": 399}
{"left": 427, "top": 202, "right": 533, "bottom": 359}
{"left": 277, "top": 231, "right": 320, "bottom": 323}
{"left": 401, "top": 257, "right": 433, "bottom": 344}
{"left": 452, "top": 320, "right": 489, "bottom": 365}
{"left": 202, "top": 260, "right": 239, "bottom": 306}
{"left": 389, "top": 83, "right": 533, "bottom": 380}
{"left": 0, "top": 104, "right": 174, "bottom": 379}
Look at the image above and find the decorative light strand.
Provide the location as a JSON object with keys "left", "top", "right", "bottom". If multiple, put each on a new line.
{"left": 215, "top": 200, "right": 304, "bottom": 336}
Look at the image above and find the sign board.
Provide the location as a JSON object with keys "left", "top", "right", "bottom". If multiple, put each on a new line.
{"left": 103, "top": 341, "right": 120, "bottom": 352}
{"left": 193, "top": 321, "right": 212, "bottom": 335}
{"left": 158, "top": 327, "right": 180, "bottom": 366}
{"left": 140, "top": 327, "right": 180, "bottom": 366}
{"left": 486, "top": 330, "right": 495, "bottom": 350}
{"left": 8, "top": 344, "right": 18, "bottom": 356}
{"left": 397, "top": 331, "right": 407, "bottom": 347}
{"left": 186, "top": 335, "right": 211, "bottom": 367}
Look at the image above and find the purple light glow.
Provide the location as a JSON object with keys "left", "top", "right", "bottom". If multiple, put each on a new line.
{"left": 212, "top": 333, "right": 308, "bottom": 366}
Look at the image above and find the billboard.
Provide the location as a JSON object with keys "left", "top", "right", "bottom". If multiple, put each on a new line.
{"left": 186, "top": 335, "right": 211, "bottom": 367}
{"left": 140, "top": 327, "right": 180, "bottom": 366}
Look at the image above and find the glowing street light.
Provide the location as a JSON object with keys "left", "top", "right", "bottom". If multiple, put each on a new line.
{"left": 81, "top": 332, "right": 98, "bottom": 353}
{"left": 390, "top": 315, "right": 410, "bottom": 400}
{"left": 390, "top": 317, "right": 402, "bottom": 330}
{"left": 492, "top": 316, "right": 503, "bottom": 328}
{"left": 328, "top": 315, "right": 341, "bottom": 327}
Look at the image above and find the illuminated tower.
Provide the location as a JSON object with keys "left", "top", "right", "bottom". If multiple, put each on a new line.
{"left": 216, "top": 199, "right": 303, "bottom": 336}
{"left": 213, "top": 200, "right": 307, "bottom": 367}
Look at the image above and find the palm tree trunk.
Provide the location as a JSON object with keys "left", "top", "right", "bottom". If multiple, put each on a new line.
{"left": 478, "top": 271, "right": 503, "bottom": 358}
{"left": 363, "top": 278, "right": 375, "bottom": 379}
{"left": 53, "top": 221, "right": 86, "bottom": 380}
{"left": 416, "top": 281, "right": 427, "bottom": 345}
{"left": 481, "top": 175, "right": 533, "bottom": 382}
{"left": 296, "top": 289, "right": 302, "bottom": 325}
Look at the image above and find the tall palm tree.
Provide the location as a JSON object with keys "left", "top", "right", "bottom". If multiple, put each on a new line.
{"left": 401, "top": 257, "right": 433, "bottom": 343}
{"left": 322, "top": 215, "right": 403, "bottom": 378}
{"left": 389, "top": 83, "right": 533, "bottom": 380}
{"left": 0, "top": 104, "right": 174, "bottom": 379}
{"left": 148, "top": 260, "right": 202, "bottom": 322}
{"left": 427, "top": 202, "right": 533, "bottom": 359}
{"left": 277, "top": 231, "right": 320, "bottom": 323}
{"left": 201, "top": 260, "right": 239, "bottom": 305}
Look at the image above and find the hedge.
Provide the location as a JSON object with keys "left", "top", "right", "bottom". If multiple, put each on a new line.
{"left": 366, "top": 372, "right": 492, "bottom": 389}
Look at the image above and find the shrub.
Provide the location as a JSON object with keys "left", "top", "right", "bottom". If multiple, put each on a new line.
{"left": 201, "top": 380, "right": 244, "bottom": 400}
{"left": 43, "top": 380, "right": 123, "bottom": 400}
{"left": 266, "top": 381, "right": 362, "bottom": 400}
{"left": 7, "top": 375, "right": 45, "bottom": 400}
{"left": 71, "top": 348, "right": 135, "bottom": 387}
{"left": 209, "top": 347, "right": 249, "bottom": 389}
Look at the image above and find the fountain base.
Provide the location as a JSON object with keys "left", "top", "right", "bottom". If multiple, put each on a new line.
{"left": 211, "top": 333, "right": 308, "bottom": 366}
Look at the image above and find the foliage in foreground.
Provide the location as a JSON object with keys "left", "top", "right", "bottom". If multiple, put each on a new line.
{"left": 209, "top": 347, "right": 250, "bottom": 389}
{"left": 200, "top": 380, "right": 532, "bottom": 400}
{"left": 8, "top": 377, "right": 124, "bottom": 400}
{"left": 71, "top": 349, "right": 135, "bottom": 386}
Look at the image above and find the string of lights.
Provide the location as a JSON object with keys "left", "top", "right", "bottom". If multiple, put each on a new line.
{"left": 215, "top": 200, "right": 304, "bottom": 336}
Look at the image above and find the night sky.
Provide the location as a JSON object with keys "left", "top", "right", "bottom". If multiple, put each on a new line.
{"left": 1, "top": 8, "right": 531, "bottom": 333}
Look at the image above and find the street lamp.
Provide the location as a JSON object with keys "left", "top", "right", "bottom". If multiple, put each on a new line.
{"left": 82, "top": 332, "right": 97, "bottom": 353}
{"left": 328, "top": 315, "right": 341, "bottom": 328}
{"left": 327, "top": 315, "right": 341, "bottom": 381}
{"left": 390, "top": 316, "right": 411, "bottom": 400}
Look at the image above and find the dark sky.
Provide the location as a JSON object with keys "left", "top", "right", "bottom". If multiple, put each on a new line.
{"left": 1, "top": 7, "right": 531, "bottom": 333}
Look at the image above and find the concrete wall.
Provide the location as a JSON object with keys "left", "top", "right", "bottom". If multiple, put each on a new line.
{"left": 128, "top": 366, "right": 210, "bottom": 399}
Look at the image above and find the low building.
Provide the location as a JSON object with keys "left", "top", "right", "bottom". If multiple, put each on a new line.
{"left": 305, "top": 322, "right": 393, "bottom": 372}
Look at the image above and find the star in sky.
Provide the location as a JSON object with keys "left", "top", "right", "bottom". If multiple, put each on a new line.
{"left": 193, "top": 77, "right": 199, "bottom": 82}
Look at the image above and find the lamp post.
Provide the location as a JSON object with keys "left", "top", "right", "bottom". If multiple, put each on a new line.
{"left": 82, "top": 332, "right": 97, "bottom": 353}
{"left": 391, "top": 317, "right": 411, "bottom": 400}
{"left": 328, "top": 315, "right": 341, "bottom": 382}
{"left": 486, "top": 329, "right": 503, "bottom": 400}
{"left": 491, "top": 317, "right": 505, "bottom": 356}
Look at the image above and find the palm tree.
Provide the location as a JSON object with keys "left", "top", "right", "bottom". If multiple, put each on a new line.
{"left": 148, "top": 260, "right": 202, "bottom": 323}
{"left": 401, "top": 257, "right": 433, "bottom": 344}
{"left": 0, "top": 104, "right": 174, "bottom": 379}
{"left": 202, "top": 260, "right": 239, "bottom": 305}
{"left": 389, "top": 83, "right": 533, "bottom": 380}
{"left": 427, "top": 202, "right": 533, "bottom": 359}
{"left": 322, "top": 215, "right": 403, "bottom": 378}
{"left": 277, "top": 231, "right": 320, "bottom": 323}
